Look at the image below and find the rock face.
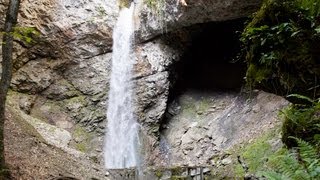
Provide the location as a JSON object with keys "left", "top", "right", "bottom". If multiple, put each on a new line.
{"left": 1, "top": 0, "right": 265, "bottom": 176}
{"left": 1, "top": 0, "right": 119, "bottom": 167}
{"left": 134, "top": 0, "right": 263, "bottom": 40}
{"left": 162, "top": 90, "right": 289, "bottom": 166}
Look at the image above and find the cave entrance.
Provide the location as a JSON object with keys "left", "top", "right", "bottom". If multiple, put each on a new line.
{"left": 172, "top": 19, "right": 247, "bottom": 94}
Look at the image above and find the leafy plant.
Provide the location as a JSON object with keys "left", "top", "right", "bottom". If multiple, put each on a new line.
{"left": 258, "top": 138, "right": 320, "bottom": 180}
{"left": 281, "top": 94, "right": 320, "bottom": 147}
{"left": 241, "top": 0, "right": 320, "bottom": 96}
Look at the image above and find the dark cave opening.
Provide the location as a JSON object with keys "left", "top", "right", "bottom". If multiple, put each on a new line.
{"left": 159, "top": 18, "right": 248, "bottom": 132}
{"left": 171, "top": 18, "right": 247, "bottom": 95}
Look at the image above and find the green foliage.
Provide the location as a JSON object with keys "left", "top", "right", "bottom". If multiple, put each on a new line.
{"left": 12, "top": 26, "right": 40, "bottom": 44}
{"left": 1, "top": 26, "right": 39, "bottom": 46}
{"left": 258, "top": 138, "right": 320, "bottom": 180}
{"left": 281, "top": 94, "right": 320, "bottom": 147}
{"left": 242, "top": 0, "right": 320, "bottom": 96}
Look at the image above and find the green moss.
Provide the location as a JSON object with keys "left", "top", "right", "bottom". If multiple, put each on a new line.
{"left": 170, "top": 166, "right": 184, "bottom": 176}
{"left": 118, "top": 0, "right": 130, "bottom": 8}
{"left": 208, "top": 127, "right": 283, "bottom": 178}
{"left": 246, "top": 64, "right": 271, "bottom": 86}
{"left": 76, "top": 142, "right": 87, "bottom": 152}
{"left": 74, "top": 125, "right": 87, "bottom": 137}
{"left": 72, "top": 125, "right": 93, "bottom": 153}
{"left": 155, "top": 170, "right": 163, "bottom": 178}
{"left": 62, "top": 96, "right": 88, "bottom": 113}
{"left": 242, "top": 137, "right": 273, "bottom": 173}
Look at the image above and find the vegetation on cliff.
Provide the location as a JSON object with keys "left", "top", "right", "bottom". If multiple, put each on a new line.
{"left": 239, "top": 0, "right": 320, "bottom": 179}
{"left": 242, "top": 0, "right": 320, "bottom": 147}
{"left": 242, "top": 0, "right": 320, "bottom": 97}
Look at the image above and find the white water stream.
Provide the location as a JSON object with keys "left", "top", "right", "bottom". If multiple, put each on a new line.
{"left": 104, "top": 4, "right": 139, "bottom": 169}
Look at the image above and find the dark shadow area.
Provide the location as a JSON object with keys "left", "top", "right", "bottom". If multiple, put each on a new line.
{"left": 160, "top": 18, "right": 248, "bottom": 132}
{"left": 171, "top": 19, "right": 247, "bottom": 95}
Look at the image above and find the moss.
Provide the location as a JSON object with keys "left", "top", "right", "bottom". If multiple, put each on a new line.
{"left": 73, "top": 125, "right": 92, "bottom": 139}
{"left": 209, "top": 127, "right": 283, "bottom": 179}
{"left": 242, "top": 137, "right": 273, "bottom": 173}
{"left": 118, "top": 0, "right": 130, "bottom": 8}
{"left": 239, "top": 128, "right": 283, "bottom": 174}
{"left": 170, "top": 166, "right": 184, "bottom": 176}
{"left": 246, "top": 64, "right": 272, "bottom": 86}
{"left": 155, "top": 169, "right": 163, "bottom": 178}
{"left": 76, "top": 143, "right": 87, "bottom": 153}
{"left": 72, "top": 125, "right": 93, "bottom": 153}
{"left": 62, "top": 96, "right": 88, "bottom": 113}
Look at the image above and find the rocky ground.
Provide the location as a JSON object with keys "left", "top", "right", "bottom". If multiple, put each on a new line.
{"left": 162, "top": 90, "right": 289, "bottom": 166}
{"left": 4, "top": 92, "right": 108, "bottom": 179}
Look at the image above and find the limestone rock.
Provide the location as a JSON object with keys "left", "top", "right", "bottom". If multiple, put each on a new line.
{"left": 163, "top": 90, "right": 289, "bottom": 166}
{"left": 11, "top": 60, "right": 54, "bottom": 93}
{"left": 134, "top": 0, "right": 263, "bottom": 40}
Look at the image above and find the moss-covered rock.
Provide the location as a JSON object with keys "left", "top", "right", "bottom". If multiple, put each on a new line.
{"left": 207, "top": 127, "right": 283, "bottom": 179}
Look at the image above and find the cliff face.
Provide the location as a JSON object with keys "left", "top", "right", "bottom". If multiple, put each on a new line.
{"left": 135, "top": 0, "right": 262, "bottom": 40}
{"left": 0, "top": 0, "right": 283, "bottom": 177}
{"left": 0, "top": 0, "right": 119, "bottom": 175}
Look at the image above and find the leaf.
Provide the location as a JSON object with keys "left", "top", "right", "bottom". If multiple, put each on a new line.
{"left": 287, "top": 94, "right": 315, "bottom": 104}
{"left": 291, "top": 30, "right": 301, "bottom": 37}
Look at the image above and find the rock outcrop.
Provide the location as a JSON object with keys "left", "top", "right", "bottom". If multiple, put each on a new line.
{"left": 1, "top": 0, "right": 119, "bottom": 169}
{"left": 134, "top": 0, "right": 262, "bottom": 40}
{"left": 0, "top": 0, "right": 266, "bottom": 176}
{"left": 162, "top": 90, "right": 289, "bottom": 166}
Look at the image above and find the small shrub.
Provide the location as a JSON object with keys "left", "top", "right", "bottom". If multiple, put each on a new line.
{"left": 241, "top": 0, "right": 320, "bottom": 96}
{"left": 281, "top": 94, "right": 320, "bottom": 147}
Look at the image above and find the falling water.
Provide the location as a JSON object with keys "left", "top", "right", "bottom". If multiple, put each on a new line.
{"left": 104, "top": 3, "right": 139, "bottom": 169}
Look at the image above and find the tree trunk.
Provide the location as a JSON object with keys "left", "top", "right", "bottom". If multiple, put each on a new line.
{"left": 0, "top": 0, "right": 20, "bottom": 177}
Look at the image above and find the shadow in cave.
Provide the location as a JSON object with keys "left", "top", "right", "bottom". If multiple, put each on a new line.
{"left": 158, "top": 19, "right": 249, "bottom": 152}
{"left": 170, "top": 18, "right": 248, "bottom": 98}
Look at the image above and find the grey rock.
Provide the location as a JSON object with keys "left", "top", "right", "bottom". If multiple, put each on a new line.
{"left": 163, "top": 90, "right": 289, "bottom": 166}
{"left": 63, "top": 53, "right": 111, "bottom": 96}
{"left": 134, "top": 0, "right": 263, "bottom": 41}
{"left": 11, "top": 60, "right": 54, "bottom": 94}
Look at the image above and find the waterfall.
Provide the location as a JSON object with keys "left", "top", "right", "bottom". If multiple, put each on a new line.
{"left": 104, "top": 3, "right": 139, "bottom": 169}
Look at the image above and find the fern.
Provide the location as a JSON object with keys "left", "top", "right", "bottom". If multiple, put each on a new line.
{"left": 259, "top": 138, "right": 320, "bottom": 180}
